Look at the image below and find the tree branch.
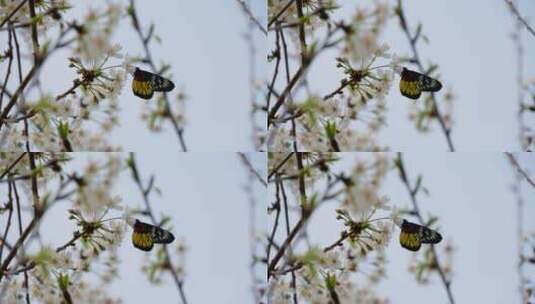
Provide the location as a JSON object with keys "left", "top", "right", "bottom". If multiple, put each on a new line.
{"left": 235, "top": 0, "right": 267, "bottom": 36}
{"left": 505, "top": 0, "right": 535, "bottom": 37}
{"left": 506, "top": 153, "right": 535, "bottom": 188}
{"left": 238, "top": 153, "right": 267, "bottom": 187}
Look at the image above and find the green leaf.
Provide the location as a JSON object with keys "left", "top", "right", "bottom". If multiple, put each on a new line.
{"left": 413, "top": 175, "right": 423, "bottom": 194}
{"left": 57, "top": 120, "right": 70, "bottom": 139}
{"left": 57, "top": 273, "right": 70, "bottom": 291}
{"left": 324, "top": 120, "right": 337, "bottom": 139}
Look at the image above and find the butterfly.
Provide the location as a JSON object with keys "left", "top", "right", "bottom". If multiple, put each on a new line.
{"left": 132, "top": 67, "right": 175, "bottom": 100}
{"left": 132, "top": 219, "right": 175, "bottom": 251}
{"left": 399, "top": 67, "right": 442, "bottom": 100}
{"left": 397, "top": 219, "right": 442, "bottom": 251}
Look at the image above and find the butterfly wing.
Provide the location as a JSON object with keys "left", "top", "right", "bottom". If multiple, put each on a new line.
{"left": 419, "top": 74, "right": 442, "bottom": 92}
{"left": 132, "top": 78, "right": 154, "bottom": 99}
{"left": 152, "top": 226, "right": 175, "bottom": 244}
{"left": 400, "top": 68, "right": 422, "bottom": 99}
{"left": 132, "top": 230, "right": 154, "bottom": 251}
{"left": 151, "top": 74, "right": 175, "bottom": 92}
{"left": 400, "top": 78, "right": 422, "bottom": 99}
{"left": 399, "top": 229, "right": 422, "bottom": 251}
{"left": 420, "top": 226, "right": 442, "bottom": 244}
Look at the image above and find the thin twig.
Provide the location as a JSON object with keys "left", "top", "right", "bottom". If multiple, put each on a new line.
{"left": 510, "top": 154, "right": 528, "bottom": 302}
{"left": 0, "top": 24, "right": 14, "bottom": 111}
{"left": 279, "top": 180, "right": 298, "bottom": 304}
{"left": 238, "top": 153, "right": 267, "bottom": 187}
{"left": 0, "top": 153, "right": 26, "bottom": 180}
{"left": 235, "top": 0, "right": 267, "bottom": 36}
{"left": 0, "top": 25, "right": 74, "bottom": 130}
{"left": 0, "top": 183, "right": 14, "bottom": 264}
{"left": 510, "top": 0, "right": 531, "bottom": 151}
{"left": 268, "top": 152, "right": 293, "bottom": 181}
{"left": 506, "top": 153, "right": 535, "bottom": 188}
{"left": 0, "top": 0, "right": 29, "bottom": 28}
{"left": 505, "top": 0, "right": 535, "bottom": 37}
{"left": 295, "top": 0, "right": 307, "bottom": 64}
{"left": 0, "top": 217, "right": 37, "bottom": 282}
{"left": 27, "top": 0, "right": 40, "bottom": 63}
{"left": 268, "top": 0, "right": 296, "bottom": 29}
{"left": 56, "top": 81, "right": 81, "bottom": 101}
{"left": 12, "top": 181, "right": 30, "bottom": 304}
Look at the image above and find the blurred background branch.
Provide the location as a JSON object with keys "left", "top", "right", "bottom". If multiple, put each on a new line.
{"left": 505, "top": 0, "right": 535, "bottom": 37}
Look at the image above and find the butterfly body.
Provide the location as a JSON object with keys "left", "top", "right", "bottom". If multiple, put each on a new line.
{"left": 399, "top": 67, "right": 442, "bottom": 100}
{"left": 399, "top": 219, "right": 442, "bottom": 251}
{"left": 132, "top": 67, "right": 175, "bottom": 100}
{"left": 132, "top": 219, "right": 175, "bottom": 251}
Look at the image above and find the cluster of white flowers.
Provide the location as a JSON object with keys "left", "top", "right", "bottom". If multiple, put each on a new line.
{"left": 0, "top": 0, "right": 69, "bottom": 41}
{"left": 342, "top": 2, "right": 390, "bottom": 64}
{"left": 3, "top": 243, "right": 121, "bottom": 302}
{"left": 73, "top": 153, "right": 123, "bottom": 217}
{"left": 75, "top": 3, "right": 122, "bottom": 63}
{"left": 269, "top": 240, "right": 391, "bottom": 303}
{"left": 268, "top": 0, "right": 337, "bottom": 41}
{"left": 342, "top": 153, "right": 391, "bottom": 215}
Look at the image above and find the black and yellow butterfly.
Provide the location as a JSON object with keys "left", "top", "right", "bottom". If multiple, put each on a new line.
{"left": 132, "top": 219, "right": 175, "bottom": 251}
{"left": 132, "top": 67, "right": 175, "bottom": 100}
{"left": 399, "top": 67, "right": 442, "bottom": 100}
{"left": 398, "top": 219, "right": 442, "bottom": 251}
